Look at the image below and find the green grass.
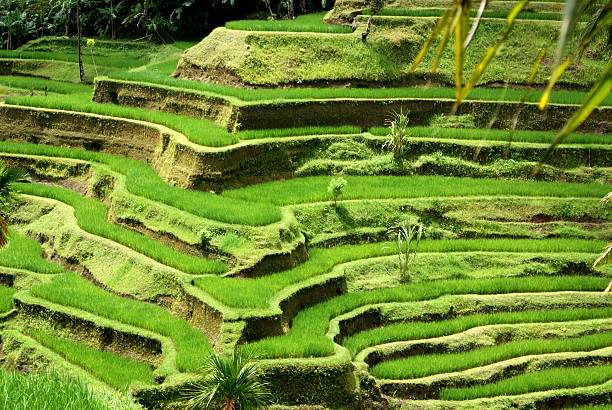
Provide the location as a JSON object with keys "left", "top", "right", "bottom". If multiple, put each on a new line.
{"left": 245, "top": 276, "right": 611, "bottom": 358}
{"left": 222, "top": 175, "right": 611, "bottom": 206}
{"left": 368, "top": 127, "right": 612, "bottom": 145}
{"left": 0, "top": 285, "right": 14, "bottom": 313}
{"left": 27, "top": 329, "right": 153, "bottom": 390}
{"left": 370, "top": 330, "right": 612, "bottom": 379}
{"left": 30, "top": 273, "right": 211, "bottom": 372}
{"left": 371, "top": 8, "right": 565, "bottom": 20}
{"left": 105, "top": 73, "right": 612, "bottom": 106}
{"left": 226, "top": 12, "right": 352, "bottom": 33}
{"left": 440, "top": 364, "right": 612, "bottom": 400}
{"left": 237, "top": 125, "right": 361, "bottom": 140}
{"left": 0, "top": 76, "right": 92, "bottom": 95}
{"left": 348, "top": 308, "right": 612, "bottom": 358}
{"left": 0, "top": 141, "right": 282, "bottom": 226}
{"left": 0, "top": 50, "right": 148, "bottom": 69}
{"left": 197, "top": 239, "right": 604, "bottom": 309}
{"left": 0, "top": 232, "right": 64, "bottom": 274}
{"left": 0, "top": 367, "right": 119, "bottom": 410}
{"left": 17, "top": 183, "right": 227, "bottom": 275}
{"left": 5, "top": 94, "right": 238, "bottom": 147}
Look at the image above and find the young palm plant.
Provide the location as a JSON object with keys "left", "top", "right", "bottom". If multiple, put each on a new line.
{"left": 184, "top": 350, "right": 270, "bottom": 410}
{"left": 0, "top": 160, "right": 28, "bottom": 248}
{"left": 396, "top": 223, "right": 424, "bottom": 283}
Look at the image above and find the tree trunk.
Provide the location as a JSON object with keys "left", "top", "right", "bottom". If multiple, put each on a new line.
{"left": 76, "top": 0, "right": 85, "bottom": 82}
{"left": 288, "top": 0, "right": 295, "bottom": 19}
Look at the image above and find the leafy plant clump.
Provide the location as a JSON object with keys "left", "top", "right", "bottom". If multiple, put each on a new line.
{"left": 328, "top": 176, "right": 347, "bottom": 207}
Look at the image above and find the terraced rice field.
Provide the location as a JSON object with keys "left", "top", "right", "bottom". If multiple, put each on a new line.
{"left": 0, "top": 1, "right": 610, "bottom": 408}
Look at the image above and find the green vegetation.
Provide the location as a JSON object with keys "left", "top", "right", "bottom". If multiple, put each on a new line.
{"left": 0, "top": 368, "right": 118, "bottom": 410}
{"left": 371, "top": 330, "right": 612, "bottom": 379}
{"left": 226, "top": 13, "right": 352, "bottom": 33}
{"left": 247, "top": 276, "right": 610, "bottom": 358}
{"left": 106, "top": 73, "right": 612, "bottom": 105}
{"left": 237, "top": 126, "right": 361, "bottom": 140}
{"left": 198, "top": 239, "right": 604, "bottom": 309}
{"left": 440, "top": 364, "right": 612, "bottom": 400}
{"left": 0, "top": 141, "right": 282, "bottom": 226}
{"left": 27, "top": 329, "right": 153, "bottom": 390}
{"left": 5, "top": 94, "right": 237, "bottom": 147}
{"left": 17, "top": 183, "right": 227, "bottom": 275}
{"left": 30, "top": 273, "right": 212, "bottom": 372}
{"left": 223, "top": 176, "right": 610, "bottom": 205}
{"left": 370, "top": 8, "right": 565, "bottom": 20}
{"left": 0, "top": 232, "right": 64, "bottom": 274}
{"left": 0, "top": 76, "right": 92, "bottom": 95}
{"left": 0, "top": 285, "right": 14, "bottom": 313}
{"left": 368, "top": 127, "right": 612, "bottom": 145}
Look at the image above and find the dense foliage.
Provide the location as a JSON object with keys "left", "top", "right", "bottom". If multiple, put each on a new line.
{"left": 0, "top": 0, "right": 332, "bottom": 48}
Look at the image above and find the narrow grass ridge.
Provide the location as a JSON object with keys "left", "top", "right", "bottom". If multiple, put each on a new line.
{"left": 0, "top": 141, "right": 282, "bottom": 226}
{"left": 30, "top": 273, "right": 212, "bottom": 373}
{"left": 222, "top": 175, "right": 611, "bottom": 205}
{"left": 439, "top": 364, "right": 612, "bottom": 400}
{"left": 226, "top": 12, "right": 352, "bottom": 33}
{"left": 196, "top": 239, "right": 604, "bottom": 309}
{"left": 18, "top": 182, "right": 227, "bottom": 275}
{"left": 370, "top": 329, "right": 612, "bottom": 379}
{"left": 245, "top": 276, "right": 611, "bottom": 358}
{"left": 0, "top": 232, "right": 64, "bottom": 274}
{"left": 27, "top": 329, "right": 154, "bottom": 390}
{"left": 5, "top": 94, "right": 237, "bottom": 147}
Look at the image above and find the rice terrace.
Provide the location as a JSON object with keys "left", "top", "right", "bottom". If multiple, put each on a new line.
{"left": 0, "top": 0, "right": 610, "bottom": 409}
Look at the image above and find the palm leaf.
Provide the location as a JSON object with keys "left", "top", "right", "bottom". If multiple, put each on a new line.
{"left": 464, "top": 0, "right": 487, "bottom": 48}
{"left": 410, "top": 7, "right": 453, "bottom": 72}
{"left": 593, "top": 243, "right": 612, "bottom": 268}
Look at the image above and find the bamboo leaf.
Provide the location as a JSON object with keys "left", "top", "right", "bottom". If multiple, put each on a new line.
{"left": 538, "top": 59, "right": 571, "bottom": 110}
{"left": 459, "top": 0, "right": 528, "bottom": 105}
{"left": 464, "top": 0, "right": 487, "bottom": 48}
{"left": 546, "top": 63, "right": 612, "bottom": 155}
{"left": 410, "top": 8, "right": 452, "bottom": 72}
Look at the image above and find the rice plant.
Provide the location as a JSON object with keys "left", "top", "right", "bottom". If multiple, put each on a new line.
{"left": 17, "top": 182, "right": 227, "bottom": 275}
{"left": 225, "top": 12, "right": 352, "bottom": 33}
{"left": 371, "top": 330, "right": 612, "bottom": 379}
{"left": 27, "top": 329, "right": 153, "bottom": 390}
{"left": 0, "top": 368, "right": 121, "bottom": 410}
{"left": 30, "top": 273, "right": 212, "bottom": 372}
{"left": 439, "top": 364, "right": 612, "bottom": 400}
{"left": 0, "top": 285, "right": 14, "bottom": 313}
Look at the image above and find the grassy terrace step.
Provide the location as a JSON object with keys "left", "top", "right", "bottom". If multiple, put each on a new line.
{"left": 345, "top": 306, "right": 612, "bottom": 357}
{"left": 245, "top": 276, "right": 610, "bottom": 358}
{"left": 17, "top": 183, "right": 227, "bottom": 275}
{"left": 0, "top": 232, "right": 64, "bottom": 274}
{"left": 30, "top": 273, "right": 211, "bottom": 373}
{"left": 0, "top": 285, "right": 14, "bottom": 313}
{"left": 0, "top": 76, "right": 93, "bottom": 95}
{"left": 100, "top": 74, "right": 612, "bottom": 105}
{"left": 368, "top": 127, "right": 612, "bottom": 145}
{"left": 439, "top": 364, "right": 612, "bottom": 400}
{"left": 369, "top": 9, "right": 565, "bottom": 20}
{"left": 196, "top": 239, "right": 605, "bottom": 309}
{"left": 5, "top": 94, "right": 237, "bottom": 148}
{"left": 226, "top": 12, "right": 352, "bottom": 33}
{"left": 0, "top": 141, "right": 282, "bottom": 226}
{"left": 0, "top": 366, "right": 130, "bottom": 410}
{"left": 222, "top": 176, "right": 611, "bottom": 205}
{"left": 371, "top": 329, "right": 612, "bottom": 379}
{"left": 26, "top": 329, "right": 154, "bottom": 391}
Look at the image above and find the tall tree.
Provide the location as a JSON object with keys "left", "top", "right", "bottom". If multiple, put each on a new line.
{"left": 76, "top": 0, "right": 85, "bottom": 82}
{"left": 288, "top": 0, "right": 295, "bottom": 19}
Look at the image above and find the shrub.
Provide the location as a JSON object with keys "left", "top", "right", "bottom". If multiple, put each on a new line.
{"left": 328, "top": 177, "right": 347, "bottom": 207}
{"left": 383, "top": 111, "right": 410, "bottom": 161}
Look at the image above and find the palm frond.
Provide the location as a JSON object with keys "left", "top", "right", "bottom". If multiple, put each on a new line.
{"left": 593, "top": 243, "right": 612, "bottom": 268}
